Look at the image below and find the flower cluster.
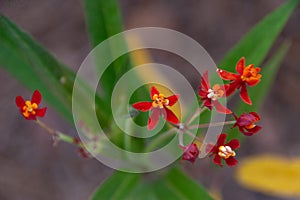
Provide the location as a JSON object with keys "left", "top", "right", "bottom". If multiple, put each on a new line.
{"left": 132, "top": 57, "right": 262, "bottom": 167}
{"left": 15, "top": 90, "right": 90, "bottom": 159}
{"left": 15, "top": 57, "right": 262, "bottom": 167}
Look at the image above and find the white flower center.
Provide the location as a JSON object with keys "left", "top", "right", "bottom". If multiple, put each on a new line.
{"left": 218, "top": 145, "right": 236, "bottom": 159}
{"left": 207, "top": 89, "right": 218, "bottom": 100}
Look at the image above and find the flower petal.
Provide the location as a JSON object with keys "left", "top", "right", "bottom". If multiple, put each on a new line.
{"left": 132, "top": 102, "right": 152, "bottom": 112}
{"left": 31, "top": 90, "right": 42, "bottom": 104}
{"left": 201, "top": 71, "right": 210, "bottom": 90}
{"left": 236, "top": 57, "right": 245, "bottom": 75}
{"left": 236, "top": 113, "right": 256, "bottom": 127}
{"left": 217, "top": 68, "right": 238, "bottom": 81}
{"left": 250, "top": 112, "right": 260, "bottom": 120}
{"left": 167, "top": 94, "right": 179, "bottom": 106}
{"left": 148, "top": 108, "right": 161, "bottom": 130}
{"left": 225, "top": 156, "right": 238, "bottom": 167}
{"left": 203, "top": 99, "right": 212, "bottom": 110}
{"left": 164, "top": 107, "right": 179, "bottom": 124}
{"left": 27, "top": 114, "right": 37, "bottom": 120}
{"left": 150, "top": 86, "right": 159, "bottom": 99}
{"left": 213, "top": 155, "right": 222, "bottom": 166}
{"left": 226, "top": 139, "right": 240, "bottom": 150}
{"left": 244, "top": 126, "right": 262, "bottom": 136}
{"left": 240, "top": 84, "right": 252, "bottom": 105}
{"left": 15, "top": 96, "right": 25, "bottom": 107}
{"left": 216, "top": 133, "right": 227, "bottom": 146}
{"left": 212, "top": 100, "right": 232, "bottom": 114}
{"left": 35, "top": 107, "right": 47, "bottom": 117}
{"left": 225, "top": 81, "right": 240, "bottom": 96}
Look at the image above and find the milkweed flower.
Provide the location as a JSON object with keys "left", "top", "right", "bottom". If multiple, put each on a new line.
{"left": 233, "top": 112, "right": 262, "bottom": 136}
{"left": 180, "top": 142, "right": 200, "bottom": 163}
{"left": 209, "top": 133, "right": 240, "bottom": 167}
{"left": 73, "top": 137, "right": 91, "bottom": 158}
{"left": 132, "top": 86, "right": 180, "bottom": 130}
{"left": 199, "top": 71, "right": 232, "bottom": 114}
{"left": 15, "top": 90, "right": 47, "bottom": 120}
{"left": 217, "top": 57, "right": 262, "bottom": 105}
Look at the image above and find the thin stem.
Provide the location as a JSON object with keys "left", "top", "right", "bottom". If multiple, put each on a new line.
{"left": 146, "top": 128, "right": 177, "bottom": 152}
{"left": 183, "top": 129, "right": 202, "bottom": 142}
{"left": 178, "top": 130, "right": 184, "bottom": 146}
{"left": 185, "top": 105, "right": 207, "bottom": 126}
{"left": 36, "top": 119, "right": 57, "bottom": 136}
{"left": 188, "top": 120, "right": 236, "bottom": 130}
{"left": 35, "top": 119, "right": 75, "bottom": 145}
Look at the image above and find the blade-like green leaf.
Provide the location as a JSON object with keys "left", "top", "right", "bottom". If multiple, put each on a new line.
{"left": 227, "top": 41, "right": 290, "bottom": 140}
{"left": 125, "top": 167, "right": 213, "bottom": 200}
{"left": 219, "top": 0, "right": 299, "bottom": 68}
{"left": 83, "top": 0, "right": 130, "bottom": 100}
{"left": 0, "top": 15, "right": 74, "bottom": 121}
{"left": 162, "top": 167, "right": 213, "bottom": 200}
{"left": 199, "top": 0, "right": 298, "bottom": 129}
{"left": 90, "top": 171, "right": 140, "bottom": 200}
{"left": 0, "top": 15, "right": 109, "bottom": 126}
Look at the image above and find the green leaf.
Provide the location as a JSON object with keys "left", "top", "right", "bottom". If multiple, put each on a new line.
{"left": 0, "top": 15, "right": 75, "bottom": 121}
{"left": 83, "top": 0, "right": 124, "bottom": 48}
{"left": 124, "top": 167, "right": 213, "bottom": 200}
{"left": 227, "top": 41, "right": 290, "bottom": 140}
{"left": 200, "top": 0, "right": 298, "bottom": 129}
{"left": 219, "top": 0, "right": 299, "bottom": 68}
{"left": 83, "top": 0, "right": 130, "bottom": 100}
{"left": 161, "top": 167, "right": 214, "bottom": 200}
{"left": 90, "top": 171, "right": 140, "bottom": 200}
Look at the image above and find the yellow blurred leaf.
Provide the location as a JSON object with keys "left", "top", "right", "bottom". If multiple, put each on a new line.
{"left": 235, "top": 154, "right": 300, "bottom": 198}
{"left": 127, "top": 35, "right": 182, "bottom": 117}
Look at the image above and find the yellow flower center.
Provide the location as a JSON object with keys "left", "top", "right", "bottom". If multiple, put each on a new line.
{"left": 207, "top": 84, "right": 224, "bottom": 100}
{"left": 218, "top": 145, "right": 236, "bottom": 159}
{"left": 152, "top": 93, "right": 169, "bottom": 109}
{"left": 22, "top": 100, "right": 38, "bottom": 118}
{"left": 241, "top": 65, "right": 262, "bottom": 82}
{"left": 245, "top": 123, "right": 256, "bottom": 129}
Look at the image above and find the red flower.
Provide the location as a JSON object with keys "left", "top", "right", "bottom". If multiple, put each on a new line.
{"left": 209, "top": 134, "right": 240, "bottom": 167}
{"left": 217, "top": 57, "right": 262, "bottom": 105}
{"left": 180, "top": 143, "right": 200, "bottom": 163}
{"left": 199, "top": 71, "right": 232, "bottom": 114}
{"left": 233, "top": 112, "right": 262, "bottom": 136}
{"left": 73, "top": 137, "right": 91, "bottom": 158}
{"left": 15, "top": 90, "right": 47, "bottom": 120}
{"left": 132, "top": 86, "right": 180, "bottom": 130}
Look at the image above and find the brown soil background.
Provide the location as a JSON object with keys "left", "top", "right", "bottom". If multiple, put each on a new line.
{"left": 0, "top": 0, "right": 300, "bottom": 200}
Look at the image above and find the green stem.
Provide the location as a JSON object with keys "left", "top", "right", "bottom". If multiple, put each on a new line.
{"left": 35, "top": 119, "right": 76, "bottom": 145}
{"left": 145, "top": 128, "right": 177, "bottom": 152}
{"left": 188, "top": 120, "right": 236, "bottom": 130}
{"left": 185, "top": 105, "right": 207, "bottom": 126}
{"left": 183, "top": 129, "right": 202, "bottom": 142}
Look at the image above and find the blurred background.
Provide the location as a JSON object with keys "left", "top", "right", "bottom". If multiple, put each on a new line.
{"left": 0, "top": 0, "right": 300, "bottom": 199}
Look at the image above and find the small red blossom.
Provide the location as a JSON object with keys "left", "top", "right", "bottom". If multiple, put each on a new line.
{"left": 217, "top": 57, "right": 262, "bottom": 105}
{"left": 73, "top": 137, "right": 91, "bottom": 158}
{"left": 132, "top": 86, "right": 180, "bottom": 130}
{"left": 209, "top": 134, "right": 240, "bottom": 167}
{"left": 199, "top": 71, "right": 232, "bottom": 114}
{"left": 233, "top": 112, "right": 262, "bottom": 136}
{"left": 180, "top": 143, "right": 200, "bottom": 163}
{"left": 15, "top": 90, "right": 47, "bottom": 120}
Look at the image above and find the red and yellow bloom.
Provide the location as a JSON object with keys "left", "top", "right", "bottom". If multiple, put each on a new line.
{"left": 199, "top": 71, "right": 232, "bottom": 114}
{"left": 15, "top": 90, "right": 47, "bottom": 120}
{"left": 209, "top": 134, "right": 240, "bottom": 167}
{"left": 233, "top": 112, "right": 261, "bottom": 136}
{"left": 180, "top": 142, "right": 200, "bottom": 163}
{"left": 217, "top": 57, "right": 262, "bottom": 105}
{"left": 132, "top": 86, "right": 180, "bottom": 130}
